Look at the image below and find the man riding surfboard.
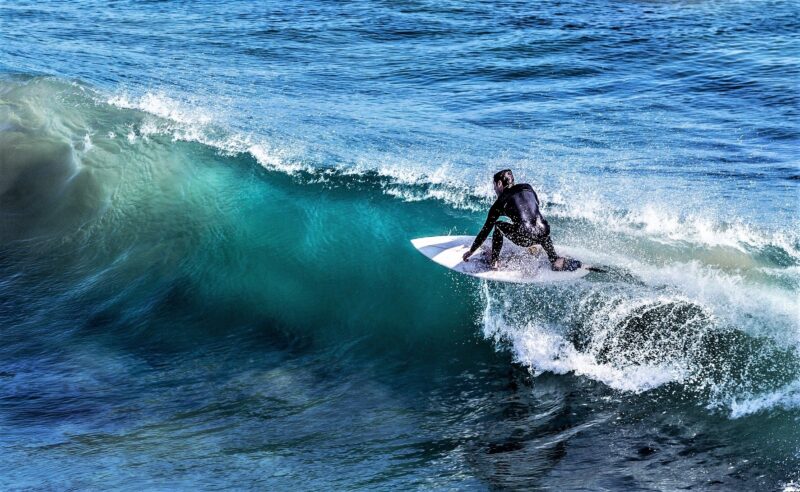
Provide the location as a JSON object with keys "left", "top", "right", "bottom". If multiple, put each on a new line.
{"left": 461, "top": 169, "right": 580, "bottom": 272}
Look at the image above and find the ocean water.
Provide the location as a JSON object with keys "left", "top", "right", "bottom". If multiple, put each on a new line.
{"left": 1, "top": 0, "right": 798, "bottom": 489}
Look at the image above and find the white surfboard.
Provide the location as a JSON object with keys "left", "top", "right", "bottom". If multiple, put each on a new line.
{"left": 411, "top": 235, "right": 592, "bottom": 284}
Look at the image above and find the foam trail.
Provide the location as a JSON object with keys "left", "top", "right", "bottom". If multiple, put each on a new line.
{"left": 480, "top": 283, "right": 686, "bottom": 393}
{"left": 547, "top": 192, "right": 800, "bottom": 261}
{"left": 616, "top": 257, "right": 800, "bottom": 346}
{"left": 479, "top": 261, "right": 799, "bottom": 415}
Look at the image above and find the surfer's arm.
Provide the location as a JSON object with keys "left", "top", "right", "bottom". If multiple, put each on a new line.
{"left": 464, "top": 205, "right": 501, "bottom": 259}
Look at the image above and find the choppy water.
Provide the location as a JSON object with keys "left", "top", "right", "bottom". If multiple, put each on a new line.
{"left": 1, "top": 0, "right": 798, "bottom": 489}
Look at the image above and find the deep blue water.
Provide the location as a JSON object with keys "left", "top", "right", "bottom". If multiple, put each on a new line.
{"left": 1, "top": 0, "right": 799, "bottom": 489}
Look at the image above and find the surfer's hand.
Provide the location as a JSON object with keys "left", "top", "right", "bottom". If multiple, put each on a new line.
{"left": 462, "top": 249, "right": 473, "bottom": 262}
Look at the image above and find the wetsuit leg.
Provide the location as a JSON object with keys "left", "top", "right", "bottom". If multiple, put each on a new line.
{"left": 493, "top": 222, "right": 536, "bottom": 263}
{"left": 537, "top": 235, "right": 558, "bottom": 263}
{"left": 535, "top": 234, "right": 581, "bottom": 270}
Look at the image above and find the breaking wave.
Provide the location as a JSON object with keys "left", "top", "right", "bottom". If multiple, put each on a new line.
{"left": 2, "top": 75, "right": 798, "bottom": 418}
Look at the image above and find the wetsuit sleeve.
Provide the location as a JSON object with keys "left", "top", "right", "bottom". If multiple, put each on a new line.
{"left": 469, "top": 202, "right": 502, "bottom": 253}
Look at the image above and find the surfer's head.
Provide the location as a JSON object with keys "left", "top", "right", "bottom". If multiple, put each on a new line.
{"left": 493, "top": 169, "right": 514, "bottom": 196}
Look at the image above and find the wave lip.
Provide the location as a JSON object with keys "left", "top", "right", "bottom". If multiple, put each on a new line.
{"left": 105, "top": 87, "right": 800, "bottom": 262}
{"left": 108, "top": 91, "right": 313, "bottom": 175}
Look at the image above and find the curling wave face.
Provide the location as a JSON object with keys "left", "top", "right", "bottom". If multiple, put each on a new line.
{"left": 2, "top": 75, "right": 798, "bottom": 414}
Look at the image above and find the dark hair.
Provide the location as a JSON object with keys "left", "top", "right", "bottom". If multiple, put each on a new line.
{"left": 493, "top": 169, "right": 514, "bottom": 187}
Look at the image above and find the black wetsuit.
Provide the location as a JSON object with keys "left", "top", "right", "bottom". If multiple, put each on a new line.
{"left": 469, "top": 183, "right": 558, "bottom": 264}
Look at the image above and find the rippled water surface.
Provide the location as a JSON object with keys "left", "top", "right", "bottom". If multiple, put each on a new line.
{"left": 1, "top": 0, "right": 798, "bottom": 489}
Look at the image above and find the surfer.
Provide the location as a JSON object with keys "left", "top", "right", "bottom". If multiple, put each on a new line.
{"left": 461, "top": 169, "right": 578, "bottom": 271}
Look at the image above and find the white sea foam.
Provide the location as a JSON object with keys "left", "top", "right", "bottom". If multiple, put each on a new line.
{"left": 729, "top": 380, "right": 800, "bottom": 418}
{"left": 480, "top": 255, "right": 799, "bottom": 414}
{"left": 108, "top": 92, "right": 213, "bottom": 128}
{"left": 784, "top": 481, "right": 800, "bottom": 492}
{"left": 547, "top": 192, "right": 800, "bottom": 260}
{"left": 626, "top": 259, "right": 800, "bottom": 346}
{"left": 382, "top": 185, "right": 483, "bottom": 211}
{"left": 108, "top": 91, "right": 312, "bottom": 174}
{"left": 248, "top": 143, "right": 310, "bottom": 174}
{"left": 521, "top": 244, "right": 799, "bottom": 346}
{"left": 494, "top": 318, "right": 685, "bottom": 392}
{"left": 480, "top": 284, "right": 688, "bottom": 393}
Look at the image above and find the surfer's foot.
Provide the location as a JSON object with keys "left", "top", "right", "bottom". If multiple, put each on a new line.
{"left": 490, "top": 259, "right": 501, "bottom": 270}
{"left": 527, "top": 245, "right": 542, "bottom": 257}
{"left": 551, "top": 257, "right": 582, "bottom": 272}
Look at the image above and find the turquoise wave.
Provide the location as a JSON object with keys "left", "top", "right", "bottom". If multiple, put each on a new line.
{"left": 2, "top": 75, "right": 798, "bottom": 411}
